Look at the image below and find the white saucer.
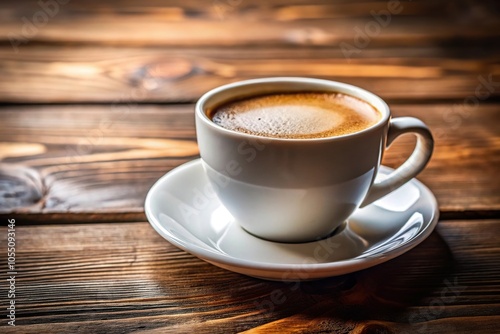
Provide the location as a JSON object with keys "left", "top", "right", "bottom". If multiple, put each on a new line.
{"left": 145, "top": 159, "right": 439, "bottom": 281}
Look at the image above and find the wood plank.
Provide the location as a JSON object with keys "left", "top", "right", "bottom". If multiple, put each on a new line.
{"left": 0, "top": 103, "right": 499, "bottom": 219}
{"left": 0, "top": 104, "right": 198, "bottom": 219}
{"left": 0, "top": 0, "right": 498, "bottom": 48}
{"left": 0, "top": 219, "right": 498, "bottom": 332}
{"left": 0, "top": 46, "right": 499, "bottom": 103}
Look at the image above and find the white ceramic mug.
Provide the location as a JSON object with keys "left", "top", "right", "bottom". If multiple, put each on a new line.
{"left": 195, "top": 77, "right": 433, "bottom": 242}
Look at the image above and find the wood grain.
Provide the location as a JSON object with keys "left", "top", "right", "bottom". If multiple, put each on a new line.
{"left": 0, "top": 46, "right": 498, "bottom": 103}
{"left": 0, "top": 219, "right": 498, "bottom": 333}
{"left": 0, "top": 0, "right": 498, "bottom": 48}
{"left": 1, "top": 103, "right": 499, "bottom": 220}
{"left": 0, "top": 104, "right": 197, "bottom": 219}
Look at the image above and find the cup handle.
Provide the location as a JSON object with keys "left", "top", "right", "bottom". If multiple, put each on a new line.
{"left": 360, "top": 117, "right": 434, "bottom": 207}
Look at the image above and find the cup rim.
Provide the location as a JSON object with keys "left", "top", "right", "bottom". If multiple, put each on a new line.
{"left": 196, "top": 77, "right": 391, "bottom": 142}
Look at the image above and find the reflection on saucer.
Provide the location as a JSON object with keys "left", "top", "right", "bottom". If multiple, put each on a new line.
{"left": 146, "top": 159, "right": 439, "bottom": 280}
{"left": 372, "top": 173, "right": 421, "bottom": 212}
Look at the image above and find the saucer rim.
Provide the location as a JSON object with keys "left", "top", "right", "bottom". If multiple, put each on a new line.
{"left": 145, "top": 159, "right": 439, "bottom": 276}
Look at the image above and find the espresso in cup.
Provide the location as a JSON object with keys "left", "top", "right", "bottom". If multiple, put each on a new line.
{"left": 209, "top": 92, "right": 381, "bottom": 139}
{"left": 196, "top": 78, "right": 433, "bottom": 242}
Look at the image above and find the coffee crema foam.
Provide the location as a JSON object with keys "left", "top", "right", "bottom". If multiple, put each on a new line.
{"left": 210, "top": 92, "right": 381, "bottom": 139}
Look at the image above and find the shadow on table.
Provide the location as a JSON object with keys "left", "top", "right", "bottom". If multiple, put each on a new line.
{"left": 147, "top": 229, "right": 453, "bottom": 332}
{"left": 220, "top": 230, "right": 455, "bottom": 331}
{"left": 298, "top": 229, "right": 455, "bottom": 314}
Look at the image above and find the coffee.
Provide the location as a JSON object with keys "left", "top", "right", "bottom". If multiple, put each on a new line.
{"left": 209, "top": 92, "right": 381, "bottom": 139}
{"left": 197, "top": 78, "right": 434, "bottom": 242}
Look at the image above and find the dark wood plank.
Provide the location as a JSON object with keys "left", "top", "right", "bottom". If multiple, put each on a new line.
{"left": 0, "top": 0, "right": 498, "bottom": 48}
{"left": 0, "top": 219, "right": 498, "bottom": 333}
{"left": 1, "top": 103, "right": 499, "bottom": 220}
{"left": 0, "top": 46, "right": 498, "bottom": 103}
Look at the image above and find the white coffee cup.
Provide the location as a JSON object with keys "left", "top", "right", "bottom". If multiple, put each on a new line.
{"left": 195, "top": 77, "right": 433, "bottom": 242}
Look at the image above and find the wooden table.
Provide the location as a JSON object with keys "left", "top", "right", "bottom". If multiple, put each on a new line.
{"left": 1, "top": 1, "right": 499, "bottom": 333}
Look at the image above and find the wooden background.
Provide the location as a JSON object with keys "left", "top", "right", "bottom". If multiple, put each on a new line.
{"left": 0, "top": 0, "right": 499, "bottom": 333}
